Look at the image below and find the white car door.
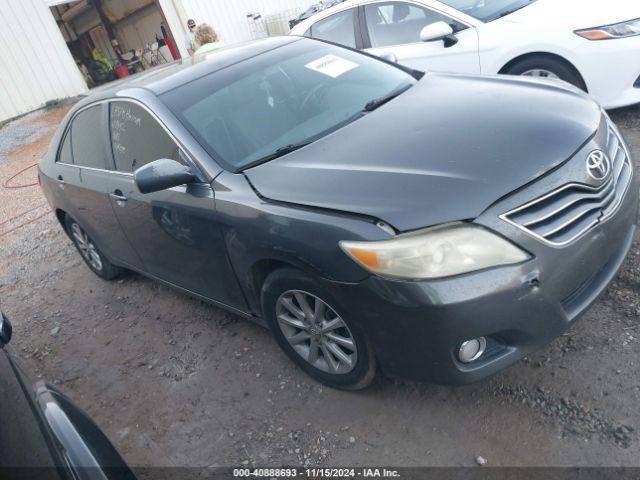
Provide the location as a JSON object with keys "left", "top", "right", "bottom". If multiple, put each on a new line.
{"left": 362, "top": 1, "right": 480, "bottom": 73}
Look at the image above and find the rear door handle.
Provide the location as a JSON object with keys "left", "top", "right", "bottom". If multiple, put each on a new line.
{"left": 56, "top": 175, "right": 65, "bottom": 188}
{"left": 110, "top": 190, "right": 127, "bottom": 204}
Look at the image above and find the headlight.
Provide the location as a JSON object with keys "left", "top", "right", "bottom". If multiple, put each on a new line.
{"left": 575, "top": 18, "right": 640, "bottom": 40}
{"left": 340, "top": 223, "right": 530, "bottom": 280}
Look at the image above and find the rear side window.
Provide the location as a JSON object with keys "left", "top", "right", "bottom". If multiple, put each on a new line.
{"left": 57, "top": 130, "right": 73, "bottom": 164}
{"left": 309, "top": 9, "right": 357, "bottom": 48}
{"left": 109, "top": 101, "right": 183, "bottom": 173}
{"left": 70, "top": 105, "right": 108, "bottom": 169}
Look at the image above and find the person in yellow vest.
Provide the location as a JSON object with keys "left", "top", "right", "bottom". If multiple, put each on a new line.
{"left": 194, "top": 24, "right": 221, "bottom": 57}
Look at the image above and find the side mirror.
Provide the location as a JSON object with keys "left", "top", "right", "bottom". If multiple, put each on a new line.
{"left": 0, "top": 312, "right": 12, "bottom": 348}
{"left": 378, "top": 51, "right": 398, "bottom": 64}
{"left": 420, "top": 21, "right": 455, "bottom": 43}
{"left": 134, "top": 159, "right": 197, "bottom": 194}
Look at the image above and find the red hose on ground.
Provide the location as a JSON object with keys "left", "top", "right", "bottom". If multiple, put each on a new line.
{"left": 0, "top": 203, "right": 47, "bottom": 228}
{"left": 1, "top": 162, "right": 51, "bottom": 238}
{"left": 0, "top": 207, "right": 51, "bottom": 238}
{"left": 2, "top": 162, "right": 40, "bottom": 188}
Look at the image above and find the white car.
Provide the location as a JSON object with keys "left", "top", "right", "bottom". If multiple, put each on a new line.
{"left": 290, "top": 0, "right": 640, "bottom": 109}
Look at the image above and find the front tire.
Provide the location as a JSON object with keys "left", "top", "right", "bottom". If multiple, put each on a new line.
{"left": 65, "top": 216, "right": 124, "bottom": 280}
{"left": 262, "top": 268, "right": 376, "bottom": 390}
{"left": 505, "top": 55, "right": 585, "bottom": 91}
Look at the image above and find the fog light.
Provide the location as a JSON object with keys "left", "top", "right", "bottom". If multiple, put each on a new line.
{"left": 458, "top": 337, "right": 486, "bottom": 363}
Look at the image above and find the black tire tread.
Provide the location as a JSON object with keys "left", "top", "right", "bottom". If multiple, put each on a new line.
{"left": 506, "top": 55, "right": 585, "bottom": 91}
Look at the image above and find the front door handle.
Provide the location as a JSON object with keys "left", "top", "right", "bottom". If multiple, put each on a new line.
{"left": 110, "top": 190, "right": 127, "bottom": 204}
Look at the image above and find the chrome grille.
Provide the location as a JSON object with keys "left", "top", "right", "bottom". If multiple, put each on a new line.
{"left": 501, "top": 122, "right": 633, "bottom": 246}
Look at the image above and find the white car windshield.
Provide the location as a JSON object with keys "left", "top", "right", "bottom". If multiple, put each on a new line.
{"left": 439, "top": 0, "right": 538, "bottom": 22}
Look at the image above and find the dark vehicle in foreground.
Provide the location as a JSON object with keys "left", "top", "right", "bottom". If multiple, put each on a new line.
{"left": 0, "top": 307, "right": 135, "bottom": 479}
{"left": 39, "top": 36, "right": 637, "bottom": 389}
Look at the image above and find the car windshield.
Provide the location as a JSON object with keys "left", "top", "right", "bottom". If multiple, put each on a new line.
{"left": 438, "top": 0, "right": 537, "bottom": 22}
{"left": 161, "top": 39, "right": 416, "bottom": 171}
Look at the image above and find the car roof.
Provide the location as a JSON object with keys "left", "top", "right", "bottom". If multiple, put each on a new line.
{"left": 77, "top": 36, "right": 301, "bottom": 105}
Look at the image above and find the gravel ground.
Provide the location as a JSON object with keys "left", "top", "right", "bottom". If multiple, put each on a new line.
{"left": 0, "top": 102, "right": 73, "bottom": 233}
{"left": 1, "top": 101, "right": 640, "bottom": 468}
{"left": 0, "top": 110, "right": 51, "bottom": 160}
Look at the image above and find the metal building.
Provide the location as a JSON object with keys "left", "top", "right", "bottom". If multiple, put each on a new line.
{"left": 0, "top": 0, "right": 316, "bottom": 124}
{"left": 0, "top": 0, "right": 88, "bottom": 123}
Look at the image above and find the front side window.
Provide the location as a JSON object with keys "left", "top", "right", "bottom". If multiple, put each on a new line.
{"left": 438, "top": 0, "right": 538, "bottom": 22}
{"left": 309, "top": 9, "right": 357, "bottom": 48}
{"left": 161, "top": 39, "right": 416, "bottom": 171}
{"left": 364, "top": 2, "right": 466, "bottom": 48}
{"left": 109, "top": 102, "right": 183, "bottom": 173}
{"left": 70, "top": 105, "right": 107, "bottom": 169}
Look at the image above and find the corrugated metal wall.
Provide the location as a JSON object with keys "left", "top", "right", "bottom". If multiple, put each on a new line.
{"left": 0, "top": 0, "right": 88, "bottom": 123}
{"left": 179, "top": 0, "right": 316, "bottom": 45}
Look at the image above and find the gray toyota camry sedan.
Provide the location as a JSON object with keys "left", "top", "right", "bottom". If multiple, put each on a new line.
{"left": 39, "top": 36, "right": 638, "bottom": 389}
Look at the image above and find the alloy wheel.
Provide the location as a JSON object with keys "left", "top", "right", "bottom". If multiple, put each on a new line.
{"left": 520, "top": 69, "right": 560, "bottom": 79}
{"left": 276, "top": 290, "right": 357, "bottom": 374}
{"left": 71, "top": 223, "right": 103, "bottom": 272}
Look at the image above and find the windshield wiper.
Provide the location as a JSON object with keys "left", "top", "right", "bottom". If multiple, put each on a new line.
{"left": 362, "top": 83, "right": 413, "bottom": 113}
{"left": 495, "top": 8, "right": 520, "bottom": 18}
{"left": 252, "top": 141, "right": 312, "bottom": 165}
{"left": 242, "top": 84, "right": 414, "bottom": 170}
{"left": 494, "top": 0, "right": 534, "bottom": 20}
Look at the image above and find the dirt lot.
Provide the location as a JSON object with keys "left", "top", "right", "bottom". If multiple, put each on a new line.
{"left": 1, "top": 101, "right": 640, "bottom": 468}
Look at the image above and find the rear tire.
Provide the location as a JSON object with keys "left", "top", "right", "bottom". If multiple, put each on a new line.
{"left": 262, "top": 268, "right": 376, "bottom": 390}
{"left": 505, "top": 55, "right": 585, "bottom": 91}
{"left": 65, "top": 216, "right": 125, "bottom": 281}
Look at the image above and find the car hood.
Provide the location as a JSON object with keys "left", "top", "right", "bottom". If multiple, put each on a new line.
{"left": 500, "top": 0, "right": 638, "bottom": 29}
{"left": 244, "top": 72, "right": 601, "bottom": 232}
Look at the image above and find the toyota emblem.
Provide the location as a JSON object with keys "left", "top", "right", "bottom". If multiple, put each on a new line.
{"left": 586, "top": 150, "right": 611, "bottom": 182}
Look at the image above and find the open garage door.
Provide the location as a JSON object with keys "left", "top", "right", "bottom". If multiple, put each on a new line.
{"left": 50, "top": 0, "right": 182, "bottom": 88}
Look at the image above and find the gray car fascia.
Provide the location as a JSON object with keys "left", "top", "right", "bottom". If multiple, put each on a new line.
{"left": 40, "top": 73, "right": 601, "bottom": 322}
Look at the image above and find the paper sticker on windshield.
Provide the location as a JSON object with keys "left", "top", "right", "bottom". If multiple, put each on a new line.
{"left": 305, "top": 55, "right": 359, "bottom": 78}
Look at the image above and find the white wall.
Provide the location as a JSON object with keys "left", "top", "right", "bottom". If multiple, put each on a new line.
{"left": 0, "top": 0, "right": 88, "bottom": 123}
{"left": 178, "top": 0, "right": 316, "bottom": 46}
{"left": 115, "top": 4, "right": 165, "bottom": 51}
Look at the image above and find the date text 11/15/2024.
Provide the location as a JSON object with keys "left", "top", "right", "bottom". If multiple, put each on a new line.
{"left": 233, "top": 468, "right": 401, "bottom": 478}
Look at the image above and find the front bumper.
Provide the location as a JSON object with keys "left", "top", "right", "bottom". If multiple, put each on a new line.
{"left": 322, "top": 121, "right": 639, "bottom": 385}
{"left": 573, "top": 35, "right": 640, "bottom": 109}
